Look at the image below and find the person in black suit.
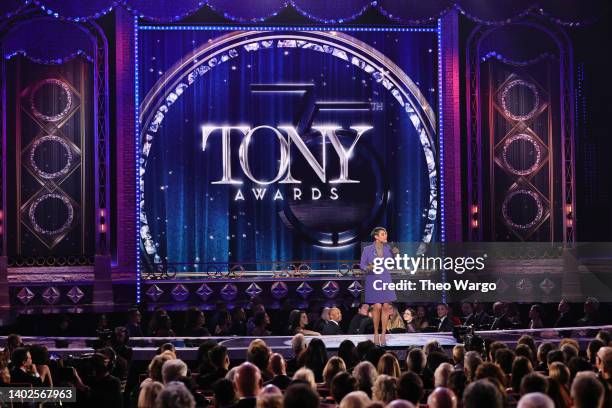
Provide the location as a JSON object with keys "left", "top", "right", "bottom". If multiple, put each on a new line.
{"left": 9, "top": 348, "right": 43, "bottom": 386}
{"left": 84, "top": 353, "right": 123, "bottom": 408}
{"left": 321, "top": 308, "right": 343, "bottom": 335}
{"left": 198, "top": 344, "right": 229, "bottom": 390}
{"left": 490, "top": 302, "right": 513, "bottom": 330}
{"left": 436, "top": 303, "right": 455, "bottom": 332}
{"left": 314, "top": 307, "right": 331, "bottom": 333}
{"left": 230, "top": 362, "right": 262, "bottom": 408}
{"left": 554, "top": 299, "right": 574, "bottom": 328}
{"left": 348, "top": 304, "right": 370, "bottom": 334}
{"left": 265, "top": 353, "right": 292, "bottom": 390}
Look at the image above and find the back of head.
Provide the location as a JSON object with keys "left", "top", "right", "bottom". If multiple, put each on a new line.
{"left": 353, "top": 361, "right": 377, "bottom": 395}
{"left": 385, "top": 400, "right": 416, "bottom": 408}
{"left": 270, "top": 353, "right": 286, "bottom": 376}
{"left": 258, "top": 394, "right": 283, "bottom": 408}
{"left": 372, "top": 374, "right": 398, "bottom": 404}
{"left": 323, "top": 356, "right": 347, "bottom": 386}
{"left": 331, "top": 371, "right": 358, "bottom": 403}
{"left": 138, "top": 380, "right": 163, "bottom": 408}
{"left": 236, "top": 362, "right": 262, "bottom": 398}
{"left": 284, "top": 383, "right": 320, "bottom": 408}
{"left": 517, "top": 392, "right": 554, "bottom": 408}
{"left": 494, "top": 348, "right": 515, "bottom": 375}
{"left": 339, "top": 391, "right": 371, "bottom": 408}
{"left": 209, "top": 345, "right": 228, "bottom": 370}
{"left": 537, "top": 342, "right": 554, "bottom": 364}
{"left": 156, "top": 381, "right": 195, "bottom": 408}
{"left": 406, "top": 348, "right": 425, "bottom": 373}
{"left": 453, "top": 345, "right": 465, "bottom": 365}
{"left": 397, "top": 371, "right": 423, "bottom": 404}
{"left": 292, "top": 333, "right": 306, "bottom": 356}
{"left": 434, "top": 363, "right": 454, "bottom": 387}
{"left": 248, "top": 342, "right": 271, "bottom": 374}
{"left": 162, "top": 359, "right": 188, "bottom": 384}
{"left": 462, "top": 379, "right": 503, "bottom": 408}
{"left": 597, "top": 346, "right": 612, "bottom": 376}
{"left": 464, "top": 351, "right": 483, "bottom": 381}
{"left": 427, "top": 387, "right": 458, "bottom": 408}
{"left": 213, "top": 378, "right": 236, "bottom": 408}
{"left": 377, "top": 353, "right": 400, "bottom": 378}
{"left": 520, "top": 372, "right": 549, "bottom": 396}
{"left": 570, "top": 371, "right": 604, "bottom": 408}
{"left": 149, "top": 354, "right": 173, "bottom": 382}
{"left": 548, "top": 362, "right": 570, "bottom": 387}
{"left": 293, "top": 368, "right": 317, "bottom": 390}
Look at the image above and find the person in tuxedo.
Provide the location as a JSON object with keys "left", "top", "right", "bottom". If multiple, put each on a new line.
{"left": 230, "top": 362, "right": 262, "bottom": 408}
{"left": 265, "top": 353, "right": 292, "bottom": 390}
{"left": 348, "top": 304, "right": 370, "bottom": 334}
{"left": 554, "top": 299, "right": 574, "bottom": 328}
{"left": 436, "top": 303, "right": 455, "bottom": 332}
{"left": 314, "top": 307, "right": 331, "bottom": 333}
{"left": 9, "top": 348, "right": 43, "bottom": 386}
{"left": 321, "top": 307, "right": 343, "bottom": 335}
{"left": 490, "top": 302, "right": 513, "bottom": 330}
{"left": 198, "top": 345, "right": 229, "bottom": 390}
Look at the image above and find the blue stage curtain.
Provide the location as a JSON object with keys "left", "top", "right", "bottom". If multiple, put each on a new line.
{"left": 8, "top": 0, "right": 605, "bottom": 25}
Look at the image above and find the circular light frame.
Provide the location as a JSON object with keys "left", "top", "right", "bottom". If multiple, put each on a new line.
{"left": 502, "top": 189, "right": 544, "bottom": 230}
{"left": 30, "top": 78, "right": 73, "bottom": 123}
{"left": 500, "top": 79, "right": 540, "bottom": 122}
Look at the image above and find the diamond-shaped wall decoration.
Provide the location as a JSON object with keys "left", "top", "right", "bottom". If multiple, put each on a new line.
{"left": 17, "top": 287, "right": 35, "bottom": 305}
{"left": 495, "top": 279, "right": 509, "bottom": 293}
{"left": 347, "top": 281, "right": 363, "bottom": 298}
{"left": 66, "top": 286, "right": 84, "bottom": 304}
{"left": 245, "top": 282, "right": 262, "bottom": 298}
{"left": 196, "top": 283, "right": 214, "bottom": 301}
{"left": 322, "top": 281, "right": 340, "bottom": 299}
{"left": 171, "top": 284, "right": 190, "bottom": 302}
{"left": 220, "top": 283, "right": 238, "bottom": 301}
{"left": 516, "top": 278, "right": 533, "bottom": 294}
{"left": 271, "top": 282, "right": 289, "bottom": 299}
{"left": 296, "top": 282, "right": 313, "bottom": 299}
{"left": 539, "top": 278, "right": 555, "bottom": 294}
{"left": 42, "top": 287, "right": 61, "bottom": 304}
{"left": 146, "top": 284, "right": 164, "bottom": 301}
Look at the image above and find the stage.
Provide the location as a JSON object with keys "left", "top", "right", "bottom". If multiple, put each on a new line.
{"left": 4, "top": 325, "right": 610, "bottom": 361}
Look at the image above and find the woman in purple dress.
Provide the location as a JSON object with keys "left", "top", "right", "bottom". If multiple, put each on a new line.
{"left": 360, "top": 227, "right": 397, "bottom": 346}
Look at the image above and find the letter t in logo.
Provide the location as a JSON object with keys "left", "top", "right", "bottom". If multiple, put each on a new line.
{"left": 201, "top": 126, "right": 249, "bottom": 184}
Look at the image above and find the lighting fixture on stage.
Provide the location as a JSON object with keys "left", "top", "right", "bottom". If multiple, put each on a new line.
{"left": 296, "top": 282, "right": 314, "bottom": 299}
{"left": 322, "top": 281, "right": 340, "bottom": 299}
{"left": 539, "top": 278, "right": 555, "bottom": 295}
{"left": 196, "top": 283, "right": 214, "bottom": 301}
{"left": 146, "top": 284, "right": 164, "bottom": 301}
{"left": 99, "top": 208, "right": 107, "bottom": 234}
{"left": 17, "top": 287, "right": 35, "bottom": 305}
{"left": 270, "top": 282, "right": 289, "bottom": 299}
{"left": 0, "top": 210, "right": 3, "bottom": 236}
{"left": 66, "top": 286, "right": 84, "bottom": 304}
{"left": 347, "top": 281, "right": 363, "bottom": 298}
{"left": 245, "top": 282, "right": 263, "bottom": 298}
{"left": 171, "top": 284, "right": 190, "bottom": 302}
{"left": 42, "top": 287, "right": 61, "bottom": 304}
{"left": 220, "top": 283, "right": 238, "bottom": 301}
